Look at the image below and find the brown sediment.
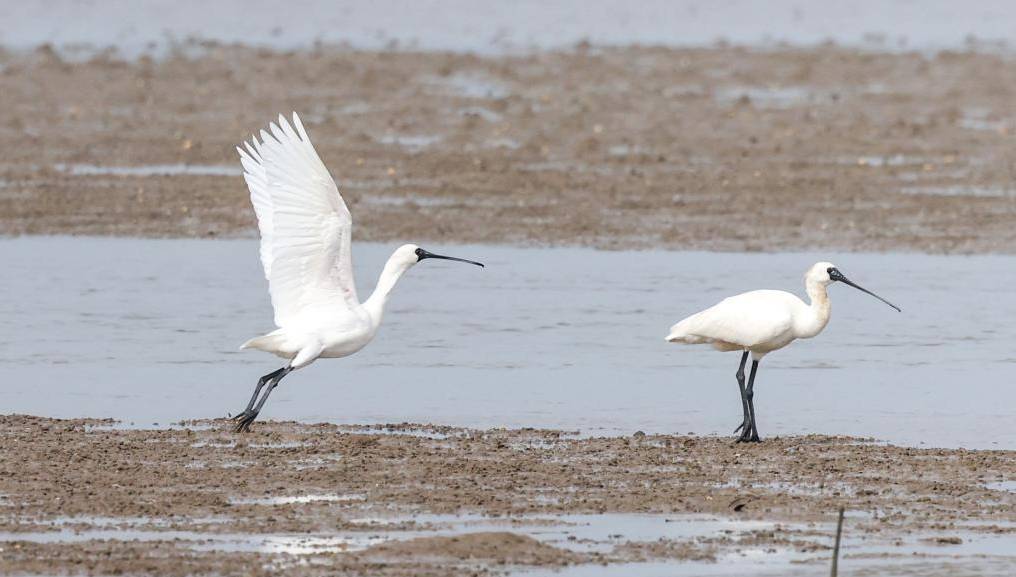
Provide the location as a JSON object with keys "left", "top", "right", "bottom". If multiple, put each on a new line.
{"left": 0, "top": 415, "right": 1013, "bottom": 575}
{"left": 2, "top": 44, "right": 1016, "bottom": 252}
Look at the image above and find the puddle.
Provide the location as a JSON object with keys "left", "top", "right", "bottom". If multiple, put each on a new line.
{"left": 377, "top": 134, "right": 443, "bottom": 151}
{"left": 608, "top": 144, "right": 655, "bottom": 157}
{"left": 514, "top": 562, "right": 813, "bottom": 577}
{"left": 336, "top": 177, "right": 441, "bottom": 191}
{"left": 985, "top": 480, "right": 1016, "bottom": 492}
{"left": 845, "top": 154, "right": 935, "bottom": 167}
{"left": 338, "top": 424, "right": 471, "bottom": 440}
{"left": 486, "top": 137, "right": 521, "bottom": 149}
{"left": 425, "top": 73, "right": 510, "bottom": 99}
{"left": 0, "top": 528, "right": 388, "bottom": 554}
{"left": 361, "top": 194, "right": 464, "bottom": 208}
{"left": 716, "top": 479, "right": 860, "bottom": 497}
{"left": 248, "top": 440, "right": 309, "bottom": 449}
{"left": 190, "top": 440, "right": 237, "bottom": 448}
{"left": 54, "top": 164, "right": 241, "bottom": 177}
{"left": 49, "top": 515, "right": 230, "bottom": 528}
{"left": 459, "top": 106, "right": 503, "bottom": 122}
{"left": 5, "top": 238, "right": 1016, "bottom": 450}
{"left": 229, "top": 493, "right": 366, "bottom": 506}
{"left": 959, "top": 108, "right": 1010, "bottom": 132}
{"left": 289, "top": 453, "right": 344, "bottom": 470}
{"left": 714, "top": 86, "right": 817, "bottom": 109}
{"left": 899, "top": 186, "right": 1016, "bottom": 198}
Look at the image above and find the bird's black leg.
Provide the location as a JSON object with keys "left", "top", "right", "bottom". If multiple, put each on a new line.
{"left": 739, "top": 360, "right": 762, "bottom": 443}
{"left": 233, "top": 367, "right": 287, "bottom": 419}
{"left": 733, "top": 351, "right": 750, "bottom": 436}
{"left": 233, "top": 366, "right": 292, "bottom": 433}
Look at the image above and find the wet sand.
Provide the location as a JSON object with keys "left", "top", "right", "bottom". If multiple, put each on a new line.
{"left": 3, "top": 44, "right": 1016, "bottom": 252}
{"left": 2, "top": 416, "right": 1014, "bottom": 575}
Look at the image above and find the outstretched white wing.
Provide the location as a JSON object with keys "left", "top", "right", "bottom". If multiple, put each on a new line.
{"left": 237, "top": 113, "right": 358, "bottom": 327}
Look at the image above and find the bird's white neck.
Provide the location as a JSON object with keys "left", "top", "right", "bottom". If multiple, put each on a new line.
{"left": 798, "top": 279, "right": 832, "bottom": 339}
{"left": 362, "top": 252, "right": 415, "bottom": 327}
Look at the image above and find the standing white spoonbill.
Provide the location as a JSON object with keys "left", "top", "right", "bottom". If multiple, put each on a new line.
{"left": 665, "top": 262, "right": 899, "bottom": 442}
{"left": 232, "top": 113, "right": 484, "bottom": 432}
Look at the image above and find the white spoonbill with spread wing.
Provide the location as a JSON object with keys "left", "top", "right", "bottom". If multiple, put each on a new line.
{"left": 232, "top": 113, "right": 484, "bottom": 432}
{"left": 665, "top": 262, "right": 900, "bottom": 442}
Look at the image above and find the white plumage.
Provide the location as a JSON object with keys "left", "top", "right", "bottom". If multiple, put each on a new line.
{"left": 667, "top": 289, "right": 816, "bottom": 358}
{"left": 238, "top": 113, "right": 359, "bottom": 328}
{"left": 231, "top": 113, "right": 484, "bottom": 432}
{"left": 666, "top": 262, "right": 899, "bottom": 442}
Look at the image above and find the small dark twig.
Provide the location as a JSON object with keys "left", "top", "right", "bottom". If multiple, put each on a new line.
{"left": 831, "top": 507, "right": 845, "bottom": 577}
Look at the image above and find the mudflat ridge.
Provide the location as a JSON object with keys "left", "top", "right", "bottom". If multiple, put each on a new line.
{"left": 2, "top": 44, "right": 1016, "bottom": 252}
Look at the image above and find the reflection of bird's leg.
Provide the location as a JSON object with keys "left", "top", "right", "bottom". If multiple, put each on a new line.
{"left": 733, "top": 351, "right": 750, "bottom": 436}
{"left": 233, "top": 367, "right": 287, "bottom": 418}
{"left": 234, "top": 367, "right": 292, "bottom": 433}
{"left": 738, "top": 360, "right": 761, "bottom": 443}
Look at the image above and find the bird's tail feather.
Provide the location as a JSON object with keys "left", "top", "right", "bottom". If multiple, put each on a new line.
{"left": 665, "top": 316, "right": 707, "bottom": 343}
{"left": 240, "top": 331, "right": 286, "bottom": 352}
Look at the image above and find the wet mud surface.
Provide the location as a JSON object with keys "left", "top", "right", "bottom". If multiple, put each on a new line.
{"left": 3, "top": 45, "right": 1016, "bottom": 252}
{"left": 1, "top": 416, "right": 1014, "bottom": 575}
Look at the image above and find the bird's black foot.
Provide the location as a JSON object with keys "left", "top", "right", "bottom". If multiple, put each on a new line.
{"left": 734, "top": 419, "right": 760, "bottom": 442}
{"left": 232, "top": 410, "right": 259, "bottom": 433}
{"left": 735, "top": 427, "right": 761, "bottom": 443}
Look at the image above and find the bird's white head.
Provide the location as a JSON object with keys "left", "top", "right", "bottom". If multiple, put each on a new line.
{"left": 805, "top": 261, "right": 837, "bottom": 286}
{"left": 391, "top": 244, "right": 424, "bottom": 269}
{"left": 805, "top": 261, "right": 901, "bottom": 312}
{"left": 365, "top": 244, "right": 485, "bottom": 321}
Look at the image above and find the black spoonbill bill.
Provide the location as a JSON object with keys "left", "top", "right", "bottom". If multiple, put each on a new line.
{"left": 665, "top": 262, "right": 899, "bottom": 442}
{"left": 232, "top": 113, "right": 484, "bottom": 432}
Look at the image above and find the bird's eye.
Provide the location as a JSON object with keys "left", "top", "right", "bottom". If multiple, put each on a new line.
{"left": 415, "top": 248, "right": 425, "bottom": 257}
{"left": 826, "top": 267, "right": 834, "bottom": 274}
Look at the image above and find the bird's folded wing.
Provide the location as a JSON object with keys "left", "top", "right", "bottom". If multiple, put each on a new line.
{"left": 237, "top": 113, "right": 358, "bottom": 327}
{"left": 670, "top": 291, "right": 793, "bottom": 347}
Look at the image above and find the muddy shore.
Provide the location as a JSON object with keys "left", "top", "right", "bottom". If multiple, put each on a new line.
{"left": 1, "top": 416, "right": 1013, "bottom": 575}
{"left": 3, "top": 44, "right": 1016, "bottom": 252}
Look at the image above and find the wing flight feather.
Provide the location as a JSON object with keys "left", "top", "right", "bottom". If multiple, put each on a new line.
{"left": 237, "top": 113, "right": 358, "bottom": 327}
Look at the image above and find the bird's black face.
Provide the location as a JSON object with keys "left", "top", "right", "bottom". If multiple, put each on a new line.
{"left": 826, "top": 267, "right": 900, "bottom": 312}
{"left": 415, "top": 247, "right": 484, "bottom": 268}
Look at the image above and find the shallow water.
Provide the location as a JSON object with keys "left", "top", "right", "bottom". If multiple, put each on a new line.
{"left": 4, "top": 1, "right": 1016, "bottom": 55}
{"left": 2, "top": 237, "right": 1016, "bottom": 449}
{"left": 4, "top": 512, "right": 1014, "bottom": 575}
